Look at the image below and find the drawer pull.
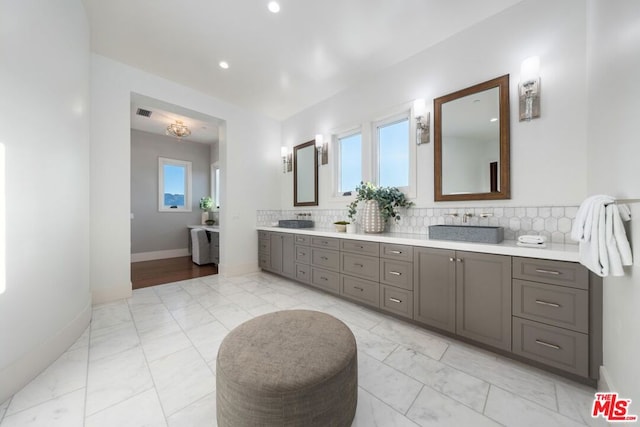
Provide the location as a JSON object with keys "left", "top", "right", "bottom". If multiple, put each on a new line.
{"left": 354, "top": 263, "right": 364, "bottom": 268}
{"left": 389, "top": 297, "right": 402, "bottom": 303}
{"left": 535, "top": 268, "right": 561, "bottom": 276}
{"left": 390, "top": 250, "right": 402, "bottom": 254}
{"left": 354, "top": 286, "right": 364, "bottom": 292}
{"left": 297, "top": 238, "right": 304, "bottom": 242}
{"left": 456, "top": 258, "right": 463, "bottom": 262}
{"left": 298, "top": 252, "right": 305, "bottom": 256}
{"left": 359, "top": 245, "right": 364, "bottom": 249}
{"left": 299, "top": 271, "right": 306, "bottom": 275}
{"left": 321, "top": 241, "right": 329, "bottom": 245}
{"left": 320, "top": 276, "right": 328, "bottom": 281}
{"left": 535, "top": 300, "right": 561, "bottom": 308}
{"left": 535, "top": 339, "right": 561, "bottom": 350}
{"left": 320, "top": 256, "right": 328, "bottom": 260}
{"left": 389, "top": 271, "right": 402, "bottom": 276}
{"left": 449, "top": 257, "right": 455, "bottom": 262}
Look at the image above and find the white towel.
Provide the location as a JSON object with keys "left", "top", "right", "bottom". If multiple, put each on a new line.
{"left": 575, "top": 196, "right": 632, "bottom": 277}
{"left": 518, "top": 235, "right": 547, "bottom": 244}
{"left": 571, "top": 195, "right": 615, "bottom": 242}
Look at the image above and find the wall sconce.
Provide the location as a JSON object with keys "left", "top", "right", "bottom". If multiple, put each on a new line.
{"left": 315, "top": 134, "right": 328, "bottom": 165}
{"left": 413, "top": 99, "right": 430, "bottom": 145}
{"left": 281, "top": 146, "right": 292, "bottom": 173}
{"left": 519, "top": 56, "right": 541, "bottom": 121}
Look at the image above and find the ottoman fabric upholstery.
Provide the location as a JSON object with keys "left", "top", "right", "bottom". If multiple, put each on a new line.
{"left": 216, "top": 310, "right": 358, "bottom": 426}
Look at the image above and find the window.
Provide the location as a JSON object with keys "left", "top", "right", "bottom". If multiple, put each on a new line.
{"left": 375, "top": 115, "right": 410, "bottom": 188}
{"left": 337, "top": 131, "right": 362, "bottom": 194}
{"left": 158, "top": 157, "right": 192, "bottom": 212}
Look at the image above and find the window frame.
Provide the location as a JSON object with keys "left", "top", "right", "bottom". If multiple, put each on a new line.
{"left": 372, "top": 109, "right": 416, "bottom": 197}
{"left": 333, "top": 128, "right": 364, "bottom": 198}
{"left": 158, "top": 157, "right": 192, "bottom": 212}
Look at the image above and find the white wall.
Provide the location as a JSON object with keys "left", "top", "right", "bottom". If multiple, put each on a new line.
{"left": 586, "top": 0, "right": 640, "bottom": 403}
{"left": 281, "top": 0, "right": 588, "bottom": 209}
{"left": 0, "top": 0, "right": 91, "bottom": 402}
{"left": 90, "top": 55, "right": 282, "bottom": 302}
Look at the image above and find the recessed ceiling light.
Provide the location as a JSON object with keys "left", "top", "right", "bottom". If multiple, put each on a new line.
{"left": 490, "top": 117, "right": 498, "bottom": 122}
{"left": 268, "top": 1, "right": 280, "bottom": 13}
{"left": 219, "top": 61, "right": 229, "bottom": 69}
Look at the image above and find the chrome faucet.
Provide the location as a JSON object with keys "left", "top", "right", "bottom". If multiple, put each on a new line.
{"left": 463, "top": 212, "right": 473, "bottom": 223}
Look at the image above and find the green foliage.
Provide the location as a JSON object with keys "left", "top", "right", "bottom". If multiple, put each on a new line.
{"left": 347, "top": 182, "right": 414, "bottom": 223}
{"left": 199, "top": 196, "right": 213, "bottom": 211}
{"left": 333, "top": 221, "right": 350, "bottom": 225}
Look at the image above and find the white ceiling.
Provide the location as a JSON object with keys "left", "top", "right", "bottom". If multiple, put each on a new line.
{"left": 130, "top": 93, "right": 220, "bottom": 144}
{"left": 84, "top": 0, "right": 523, "bottom": 121}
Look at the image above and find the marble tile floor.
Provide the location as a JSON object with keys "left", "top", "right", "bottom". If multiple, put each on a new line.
{"left": 0, "top": 272, "right": 606, "bottom": 427}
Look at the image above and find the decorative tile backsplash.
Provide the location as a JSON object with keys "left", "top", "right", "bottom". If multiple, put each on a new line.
{"left": 257, "top": 205, "right": 579, "bottom": 244}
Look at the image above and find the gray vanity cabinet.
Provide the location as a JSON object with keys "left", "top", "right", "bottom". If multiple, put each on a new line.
{"left": 413, "top": 247, "right": 456, "bottom": 333}
{"left": 456, "top": 251, "right": 512, "bottom": 351}
{"left": 267, "top": 232, "right": 295, "bottom": 278}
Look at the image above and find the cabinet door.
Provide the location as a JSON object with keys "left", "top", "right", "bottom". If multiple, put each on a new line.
{"left": 269, "top": 233, "right": 283, "bottom": 273}
{"left": 456, "top": 251, "right": 511, "bottom": 351}
{"left": 413, "top": 247, "right": 456, "bottom": 333}
{"left": 282, "top": 233, "right": 295, "bottom": 278}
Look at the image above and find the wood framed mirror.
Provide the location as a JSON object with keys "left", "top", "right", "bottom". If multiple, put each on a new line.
{"left": 293, "top": 140, "right": 318, "bottom": 206}
{"left": 434, "top": 74, "right": 510, "bottom": 201}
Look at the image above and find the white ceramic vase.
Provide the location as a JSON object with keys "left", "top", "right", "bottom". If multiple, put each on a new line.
{"left": 362, "top": 200, "right": 384, "bottom": 233}
{"left": 201, "top": 211, "right": 209, "bottom": 225}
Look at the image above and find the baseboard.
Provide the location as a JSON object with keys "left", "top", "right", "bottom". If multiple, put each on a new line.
{"left": 91, "top": 283, "right": 132, "bottom": 305}
{"left": 0, "top": 296, "right": 92, "bottom": 403}
{"left": 598, "top": 365, "right": 615, "bottom": 392}
{"left": 131, "top": 248, "right": 189, "bottom": 262}
{"left": 219, "top": 262, "right": 260, "bottom": 277}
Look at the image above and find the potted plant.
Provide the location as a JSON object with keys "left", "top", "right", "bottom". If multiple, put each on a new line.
{"left": 347, "top": 182, "right": 413, "bottom": 233}
{"left": 333, "top": 221, "right": 349, "bottom": 233}
{"left": 199, "top": 196, "right": 213, "bottom": 225}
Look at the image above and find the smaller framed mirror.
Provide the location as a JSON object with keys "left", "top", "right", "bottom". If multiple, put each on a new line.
{"left": 434, "top": 75, "right": 510, "bottom": 201}
{"left": 294, "top": 140, "right": 318, "bottom": 206}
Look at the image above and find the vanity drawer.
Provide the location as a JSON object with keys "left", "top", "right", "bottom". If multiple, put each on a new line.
{"left": 295, "top": 245, "right": 311, "bottom": 264}
{"left": 380, "top": 285, "right": 413, "bottom": 319}
{"left": 311, "top": 267, "right": 340, "bottom": 294}
{"left": 310, "top": 236, "right": 340, "bottom": 250}
{"left": 259, "top": 254, "right": 270, "bottom": 270}
{"left": 295, "top": 263, "right": 311, "bottom": 284}
{"left": 340, "top": 253, "right": 380, "bottom": 282}
{"left": 513, "top": 258, "right": 588, "bottom": 290}
{"left": 311, "top": 248, "right": 340, "bottom": 272}
{"left": 513, "top": 279, "right": 588, "bottom": 333}
{"left": 258, "top": 238, "right": 269, "bottom": 254}
{"left": 380, "top": 259, "right": 413, "bottom": 290}
{"left": 341, "top": 276, "right": 380, "bottom": 308}
{"left": 341, "top": 239, "right": 380, "bottom": 256}
{"left": 512, "top": 317, "right": 589, "bottom": 377}
{"left": 258, "top": 231, "right": 270, "bottom": 241}
{"left": 293, "top": 234, "right": 311, "bottom": 246}
{"left": 380, "top": 244, "right": 413, "bottom": 262}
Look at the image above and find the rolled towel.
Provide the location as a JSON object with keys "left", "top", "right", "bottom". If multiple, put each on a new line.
{"left": 518, "top": 235, "right": 547, "bottom": 244}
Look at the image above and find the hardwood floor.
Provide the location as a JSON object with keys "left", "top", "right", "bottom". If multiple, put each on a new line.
{"left": 131, "top": 256, "right": 218, "bottom": 290}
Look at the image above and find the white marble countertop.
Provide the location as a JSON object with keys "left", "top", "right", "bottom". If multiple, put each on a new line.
{"left": 256, "top": 226, "right": 579, "bottom": 262}
{"left": 188, "top": 225, "right": 220, "bottom": 233}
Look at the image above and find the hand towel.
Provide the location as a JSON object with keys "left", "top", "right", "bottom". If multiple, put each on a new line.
{"left": 518, "top": 235, "right": 547, "bottom": 244}
{"left": 571, "top": 195, "right": 615, "bottom": 242}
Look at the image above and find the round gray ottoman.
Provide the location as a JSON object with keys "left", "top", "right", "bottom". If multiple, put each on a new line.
{"left": 216, "top": 310, "right": 358, "bottom": 426}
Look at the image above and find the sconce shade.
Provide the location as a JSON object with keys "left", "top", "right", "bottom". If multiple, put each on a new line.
{"left": 281, "top": 146, "right": 288, "bottom": 157}
{"left": 315, "top": 134, "right": 324, "bottom": 148}
{"left": 520, "top": 56, "right": 540, "bottom": 83}
{"left": 413, "top": 99, "right": 426, "bottom": 117}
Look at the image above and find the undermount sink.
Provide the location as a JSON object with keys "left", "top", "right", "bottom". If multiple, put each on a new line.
{"left": 428, "top": 225, "right": 504, "bottom": 244}
{"left": 278, "top": 219, "right": 314, "bottom": 229}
